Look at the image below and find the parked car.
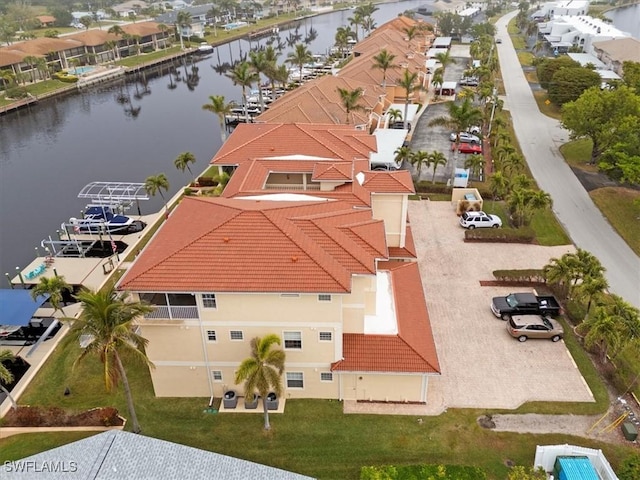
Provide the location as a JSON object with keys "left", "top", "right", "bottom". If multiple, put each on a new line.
{"left": 468, "top": 125, "right": 481, "bottom": 135}
{"left": 459, "top": 211, "right": 502, "bottom": 229}
{"left": 507, "top": 315, "right": 563, "bottom": 342}
{"left": 495, "top": 37, "right": 502, "bottom": 44}
{"left": 390, "top": 121, "right": 411, "bottom": 132}
{"left": 456, "top": 143, "right": 482, "bottom": 154}
{"left": 450, "top": 132, "right": 480, "bottom": 144}
{"left": 459, "top": 77, "right": 479, "bottom": 86}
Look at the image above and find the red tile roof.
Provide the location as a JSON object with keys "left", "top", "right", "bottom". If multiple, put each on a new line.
{"left": 388, "top": 225, "right": 417, "bottom": 259}
{"left": 210, "top": 123, "right": 376, "bottom": 166}
{"left": 362, "top": 170, "right": 415, "bottom": 194}
{"left": 332, "top": 261, "right": 440, "bottom": 374}
{"left": 119, "top": 197, "right": 387, "bottom": 293}
{"left": 312, "top": 162, "right": 353, "bottom": 181}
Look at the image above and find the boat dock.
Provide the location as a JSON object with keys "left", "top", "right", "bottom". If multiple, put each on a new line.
{"left": 124, "top": 48, "right": 196, "bottom": 75}
{"left": 247, "top": 27, "right": 279, "bottom": 40}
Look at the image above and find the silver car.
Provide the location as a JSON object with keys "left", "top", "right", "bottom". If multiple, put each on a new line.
{"left": 507, "top": 315, "right": 564, "bottom": 342}
{"left": 450, "top": 132, "right": 480, "bottom": 144}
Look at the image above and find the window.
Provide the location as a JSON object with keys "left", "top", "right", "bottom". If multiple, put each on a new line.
{"left": 211, "top": 370, "right": 223, "bottom": 382}
{"left": 230, "top": 330, "right": 243, "bottom": 341}
{"left": 202, "top": 293, "right": 217, "bottom": 308}
{"left": 206, "top": 330, "right": 217, "bottom": 341}
{"left": 318, "top": 294, "right": 332, "bottom": 302}
{"left": 320, "top": 372, "right": 333, "bottom": 382}
{"left": 319, "top": 331, "right": 332, "bottom": 342}
{"left": 286, "top": 372, "right": 304, "bottom": 388}
{"left": 284, "top": 331, "right": 302, "bottom": 349}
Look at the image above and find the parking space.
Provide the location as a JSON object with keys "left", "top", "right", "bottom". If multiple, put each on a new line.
{"left": 410, "top": 201, "right": 595, "bottom": 410}
{"left": 409, "top": 45, "right": 482, "bottom": 184}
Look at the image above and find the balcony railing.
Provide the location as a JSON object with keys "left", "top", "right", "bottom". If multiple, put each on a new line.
{"left": 144, "top": 305, "right": 199, "bottom": 319}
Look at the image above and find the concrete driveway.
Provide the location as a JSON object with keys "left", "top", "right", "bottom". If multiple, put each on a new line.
{"left": 410, "top": 201, "right": 595, "bottom": 412}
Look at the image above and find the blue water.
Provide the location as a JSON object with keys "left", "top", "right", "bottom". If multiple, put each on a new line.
{"left": 69, "top": 66, "right": 96, "bottom": 75}
{"left": 605, "top": 4, "right": 640, "bottom": 39}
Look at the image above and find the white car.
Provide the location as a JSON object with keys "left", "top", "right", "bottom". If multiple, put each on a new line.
{"left": 450, "top": 132, "right": 480, "bottom": 144}
{"left": 468, "top": 125, "right": 481, "bottom": 134}
{"left": 459, "top": 211, "right": 502, "bottom": 229}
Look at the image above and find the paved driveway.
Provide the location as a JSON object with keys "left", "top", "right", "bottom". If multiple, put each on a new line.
{"left": 410, "top": 201, "right": 595, "bottom": 412}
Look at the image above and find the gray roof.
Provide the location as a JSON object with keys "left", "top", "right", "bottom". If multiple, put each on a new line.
{"left": 0, "top": 430, "right": 314, "bottom": 480}
{"left": 156, "top": 4, "right": 214, "bottom": 23}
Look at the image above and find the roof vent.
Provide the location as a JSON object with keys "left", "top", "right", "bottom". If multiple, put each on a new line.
{"left": 223, "top": 237, "right": 230, "bottom": 243}
{"left": 291, "top": 256, "right": 299, "bottom": 262}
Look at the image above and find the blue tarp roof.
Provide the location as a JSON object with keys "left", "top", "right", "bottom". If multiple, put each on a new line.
{"left": 0, "top": 289, "right": 48, "bottom": 326}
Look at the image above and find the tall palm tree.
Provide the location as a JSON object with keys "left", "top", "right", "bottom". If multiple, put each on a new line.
{"left": 286, "top": 43, "right": 312, "bottom": 86}
{"left": 226, "top": 62, "right": 259, "bottom": 123}
{"left": 22, "top": 55, "right": 38, "bottom": 83}
{"left": 488, "top": 171, "right": 509, "bottom": 207}
{"left": 582, "top": 307, "right": 622, "bottom": 364}
{"left": 66, "top": 287, "right": 153, "bottom": 433}
{"left": 174, "top": 151, "right": 197, "bottom": 180}
{"left": 176, "top": 10, "right": 192, "bottom": 50}
{"left": 272, "top": 63, "right": 291, "bottom": 97}
{"left": 387, "top": 107, "right": 402, "bottom": 125}
{"left": 371, "top": 49, "right": 396, "bottom": 88}
{"left": 144, "top": 173, "right": 170, "bottom": 218}
{"left": 398, "top": 69, "right": 420, "bottom": 130}
{"left": 409, "top": 150, "right": 429, "bottom": 181}
{"left": 403, "top": 25, "right": 418, "bottom": 50}
{"left": 428, "top": 98, "right": 483, "bottom": 141}
{"left": 248, "top": 50, "right": 269, "bottom": 112}
{"left": 31, "top": 275, "right": 72, "bottom": 316}
{"left": 334, "top": 26, "right": 352, "bottom": 58}
{"left": 544, "top": 254, "right": 574, "bottom": 300}
{"left": 202, "top": 95, "right": 234, "bottom": 143}
{"left": 464, "top": 154, "right": 485, "bottom": 181}
{"left": 235, "top": 334, "right": 285, "bottom": 431}
{"left": 0, "top": 349, "right": 18, "bottom": 410}
{"left": 348, "top": 11, "right": 363, "bottom": 42}
{"left": 428, "top": 151, "right": 448, "bottom": 184}
{"left": 434, "top": 50, "right": 456, "bottom": 76}
{"left": 336, "top": 87, "right": 365, "bottom": 124}
{"left": 394, "top": 145, "right": 412, "bottom": 166}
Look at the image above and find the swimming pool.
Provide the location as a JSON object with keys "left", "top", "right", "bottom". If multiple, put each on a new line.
{"left": 67, "top": 66, "right": 97, "bottom": 75}
{"left": 223, "top": 21, "right": 248, "bottom": 31}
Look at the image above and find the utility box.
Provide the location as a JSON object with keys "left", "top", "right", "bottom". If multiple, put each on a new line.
{"left": 553, "top": 456, "right": 599, "bottom": 480}
{"left": 621, "top": 422, "right": 638, "bottom": 441}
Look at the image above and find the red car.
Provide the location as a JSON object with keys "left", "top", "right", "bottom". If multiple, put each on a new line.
{"left": 454, "top": 143, "right": 482, "bottom": 154}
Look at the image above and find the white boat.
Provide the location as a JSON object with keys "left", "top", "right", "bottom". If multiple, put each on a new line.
{"left": 197, "top": 42, "right": 214, "bottom": 54}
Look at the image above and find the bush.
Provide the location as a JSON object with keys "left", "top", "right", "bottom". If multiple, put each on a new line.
{"left": 5, "top": 85, "right": 29, "bottom": 99}
{"left": 361, "top": 464, "right": 487, "bottom": 480}
{"left": 464, "top": 226, "right": 535, "bottom": 243}
{"left": 492, "top": 269, "right": 545, "bottom": 283}
{"left": 197, "top": 176, "right": 218, "bottom": 187}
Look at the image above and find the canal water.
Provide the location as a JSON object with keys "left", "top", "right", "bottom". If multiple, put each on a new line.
{"left": 605, "top": 3, "right": 640, "bottom": 40}
{"left": 0, "top": 1, "right": 432, "bottom": 278}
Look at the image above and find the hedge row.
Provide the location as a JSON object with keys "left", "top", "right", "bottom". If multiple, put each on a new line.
{"left": 492, "top": 269, "right": 546, "bottom": 283}
{"left": 464, "top": 227, "right": 535, "bottom": 243}
{"left": 361, "top": 464, "right": 487, "bottom": 480}
{"left": 415, "top": 181, "right": 493, "bottom": 199}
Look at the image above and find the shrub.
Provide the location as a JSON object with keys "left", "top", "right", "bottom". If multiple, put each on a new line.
{"left": 464, "top": 226, "right": 535, "bottom": 243}
{"left": 361, "top": 464, "right": 487, "bottom": 480}
{"left": 5, "top": 85, "right": 29, "bottom": 99}
{"left": 197, "top": 176, "right": 218, "bottom": 187}
{"left": 492, "top": 269, "right": 545, "bottom": 283}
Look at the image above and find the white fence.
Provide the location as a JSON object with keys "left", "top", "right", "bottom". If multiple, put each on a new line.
{"left": 534, "top": 444, "right": 619, "bottom": 480}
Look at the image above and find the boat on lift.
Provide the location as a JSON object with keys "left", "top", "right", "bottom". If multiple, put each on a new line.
{"left": 70, "top": 205, "right": 135, "bottom": 233}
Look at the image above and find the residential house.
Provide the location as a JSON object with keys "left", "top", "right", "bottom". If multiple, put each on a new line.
{"left": 156, "top": 4, "right": 214, "bottom": 39}
{"left": 592, "top": 37, "right": 640, "bottom": 76}
{"left": 117, "top": 123, "right": 440, "bottom": 405}
{"left": 35, "top": 15, "right": 56, "bottom": 27}
{"left": 0, "top": 430, "right": 314, "bottom": 479}
{"left": 531, "top": 0, "right": 590, "bottom": 21}
{"left": 112, "top": 0, "right": 150, "bottom": 18}
{"left": 538, "top": 15, "right": 630, "bottom": 53}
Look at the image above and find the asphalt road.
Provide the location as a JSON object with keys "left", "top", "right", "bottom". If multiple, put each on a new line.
{"left": 495, "top": 11, "right": 640, "bottom": 308}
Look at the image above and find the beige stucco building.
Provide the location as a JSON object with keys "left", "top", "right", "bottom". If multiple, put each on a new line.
{"left": 118, "top": 123, "right": 440, "bottom": 405}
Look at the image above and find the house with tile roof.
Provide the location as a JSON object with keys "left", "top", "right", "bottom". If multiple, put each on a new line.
{"left": 117, "top": 124, "right": 439, "bottom": 404}
{"left": 0, "top": 430, "right": 314, "bottom": 479}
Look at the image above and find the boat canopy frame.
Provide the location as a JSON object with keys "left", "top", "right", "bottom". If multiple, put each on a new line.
{"left": 77, "top": 182, "right": 149, "bottom": 205}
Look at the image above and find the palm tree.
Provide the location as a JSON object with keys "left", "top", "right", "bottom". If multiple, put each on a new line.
{"left": 31, "top": 275, "right": 72, "bottom": 316}
{"left": 174, "top": 151, "right": 196, "bottom": 180}
{"left": 582, "top": 306, "right": 623, "bottom": 364}
{"left": 403, "top": 25, "right": 418, "bottom": 50}
{"left": 286, "top": 43, "right": 313, "bottom": 86}
{"left": 409, "top": 150, "right": 429, "bottom": 181}
{"left": 431, "top": 68, "right": 444, "bottom": 99}
{"left": 428, "top": 98, "right": 483, "bottom": 138}
{"left": 66, "top": 286, "right": 153, "bottom": 433}
{"left": 575, "top": 275, "right": 609, "bottom": 317}
{"left": 0, "top": 349, "right": 18, "bottom": 410}
{"left": 248, "top": 50, "right": 269, "bottom": 112}
{"left": 348, "top": 11, "right": 363, "bottom": 42}
{"left": 336, "top": 87, "right": 365, "bottom": 124}
{"left": 428, "top": 151, "right": 448, "bottom": 184}
{"left": 394, "top": 145, "right": 412, "bottom": 166}
{"left": 544, "top": 254, "right": 575, "bottom": 300}
{"left": 398, "top": 69, "right": 420, "bottom": 130}
{"left": 176, "top": 10, "right": 192, "bottom": 50}
{"left": 434, "top": 50, "right": 456, "bottom": 76}
{"left": 507, "top": 188, "right": 552, "bottom": 227}
{"left": 503, "top": 152, "right": 525, "bottom": 177}
{"left": 226, "top": 62, "right": 259, "bottom": 124}
{"left": 334, "top": 26, "right": 352, "bottom": 58}
{"left": 464, "top": 154, "right": 485, "bottom": 181}
{"left": 202, "top": 95, "right": 234, "bottom": 143}
{"left": 22, "top": 55, "right": 38, "bottom": 83}
{"left": 144, "top": 173, "right": 170, "bottom": 218}
{"left": 371, "top": 49, "right": 396, "bottom": 89}
{"left": 235, "top": 334, "right": 285, "bottom": 431}
{"left": 272, "top": 63, "right": 291, "bottom": 96}
{"left": 387, "top": 107, "right": 402, "bottom": 125}
{"left": 488, "top": 171, "right": 509, "bottom": 207}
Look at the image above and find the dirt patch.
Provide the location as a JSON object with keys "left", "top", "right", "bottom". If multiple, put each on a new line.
{"left": 2, "top": 406, "right": 123, "bottom": 427}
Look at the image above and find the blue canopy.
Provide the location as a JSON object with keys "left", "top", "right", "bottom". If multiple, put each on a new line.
{"left": 0, "top": 289, "right": 49, "bottom": 326}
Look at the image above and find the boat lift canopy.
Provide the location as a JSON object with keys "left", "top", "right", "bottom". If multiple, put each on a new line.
{"left": 77, "top": 182, "right": 149, "bottom": 205}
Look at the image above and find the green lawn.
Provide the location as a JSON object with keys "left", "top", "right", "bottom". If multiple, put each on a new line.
{"left": 590, "top": 187, "right": 640, "bottom": 256}
{"left": 517, "top": 51, "right": 534, "bottom": 67}
{"left": 559, "top": 138, "right": 596, "bottom": 169}
{"left": 532, "top": 90, "right": 562, "bottom": 120}
{"left": 511, "top": 36, "right": 526, "bottom": 50}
